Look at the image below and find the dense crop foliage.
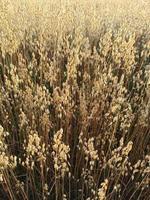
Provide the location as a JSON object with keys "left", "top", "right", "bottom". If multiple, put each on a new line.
{"left": 0, "top": 1, "right": 150, "bottom": 199}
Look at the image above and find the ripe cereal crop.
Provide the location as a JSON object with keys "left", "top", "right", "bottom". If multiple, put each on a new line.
{"left": 0, "top": 1, "right": 150, "bottom": 199}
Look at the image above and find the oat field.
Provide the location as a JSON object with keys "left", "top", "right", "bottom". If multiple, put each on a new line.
{"left": 0, "top": 0, "right": 150, "bottom": 199}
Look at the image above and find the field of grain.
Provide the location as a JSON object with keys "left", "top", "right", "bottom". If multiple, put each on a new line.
{"left": 0, "top": 0, "right": 150, "bottom": 199}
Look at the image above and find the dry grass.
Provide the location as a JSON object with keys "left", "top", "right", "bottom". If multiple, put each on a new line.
{"left": 0, "top": 0, "right": 150, "bottom": 199}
